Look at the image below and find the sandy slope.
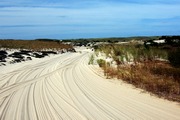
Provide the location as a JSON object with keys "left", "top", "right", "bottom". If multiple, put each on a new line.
{"left": 0, "top": 48, "right": 180, "bottom": 120}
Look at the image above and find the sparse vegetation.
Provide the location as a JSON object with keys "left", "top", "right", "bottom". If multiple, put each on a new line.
{"left": 88, "top": 54, "right": 94, "bottom": 65}
{"left": 0, "top": 40, "right": 75, "bottom": 65}
{"left": 94, "top": 43, "right": 180, "bottom": 102}
{"left": 0, "top": 40, "right": 73, "bottom": 51}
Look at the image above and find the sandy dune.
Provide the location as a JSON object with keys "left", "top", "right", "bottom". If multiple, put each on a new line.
{"left": 0, "top": 48, "right": 180, "bottom": 120}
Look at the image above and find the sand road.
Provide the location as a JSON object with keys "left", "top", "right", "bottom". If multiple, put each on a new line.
{"left": 0, "top": 48, "right": 180, "bottom": 120}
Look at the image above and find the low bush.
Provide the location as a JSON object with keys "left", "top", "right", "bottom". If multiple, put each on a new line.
{"left": 97, "top": 59, "right": 106, "bottom": 68}
{"left": 168, "top": 48, "right": 180, "bottom": 68}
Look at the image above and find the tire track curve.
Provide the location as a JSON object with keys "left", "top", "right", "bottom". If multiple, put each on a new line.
{"left": 0, "top": 49, "right": 180, "bottom": 120}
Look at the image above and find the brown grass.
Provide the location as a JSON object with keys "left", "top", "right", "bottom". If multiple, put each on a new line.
{"left": 0, "top": 40, "right": 72, "bottom": 51}
{"left": 101, "top": 61, "right": 180, "bottom": 102}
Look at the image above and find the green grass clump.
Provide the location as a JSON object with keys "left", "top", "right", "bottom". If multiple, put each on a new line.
{"left": 88, "top": 54, "right": 94, "bottom": 65}
{"left": 97, "top": 59, "right": 106, "bottom": 68}
{"left": 95, "top": 44, "right": 168, "bottom": 64}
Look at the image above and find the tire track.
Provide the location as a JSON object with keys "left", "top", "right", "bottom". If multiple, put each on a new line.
{"left": 0, "top": 49, "right": 180, "bottom": 120}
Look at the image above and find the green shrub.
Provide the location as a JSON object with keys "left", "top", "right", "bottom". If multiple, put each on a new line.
{"left": 97, "top": 59, "right": 106, "bottom": 68}
{"left": 168, "top": 48, "right": 180, "bottom": 68}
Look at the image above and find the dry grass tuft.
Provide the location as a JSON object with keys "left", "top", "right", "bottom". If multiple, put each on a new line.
{"left": 111, "top": 61, "right": 180, "bottom": 102}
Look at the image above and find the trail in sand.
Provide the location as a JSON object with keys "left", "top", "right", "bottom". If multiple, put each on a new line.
{"left": 0, "top": 48, "right": 180, "bottom": 120}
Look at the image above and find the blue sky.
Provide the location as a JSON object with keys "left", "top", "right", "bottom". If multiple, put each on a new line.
{"left": 0, "top": 0, "right": 180, "bottom": 39}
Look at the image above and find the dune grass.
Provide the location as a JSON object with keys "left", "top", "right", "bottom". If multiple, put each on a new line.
{"left": 95, "top": 44, "right": 180, "bottom": 102}
{"left": 88, "top": 54, "right": 94, "bottom": 65}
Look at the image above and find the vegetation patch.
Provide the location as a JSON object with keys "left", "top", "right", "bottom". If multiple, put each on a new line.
{"left": 0, "top": 40, "right": 73, "bottom": 51}
{"left": 94, "top": 43, "right": 180, "bottom": 102}
{"left": 0, "top": 40, "right": 75, "bottom": 66}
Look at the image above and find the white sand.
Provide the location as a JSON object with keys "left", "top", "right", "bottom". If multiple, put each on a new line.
{"left": 0, "top": 48, "right": 180, "bottom": 120}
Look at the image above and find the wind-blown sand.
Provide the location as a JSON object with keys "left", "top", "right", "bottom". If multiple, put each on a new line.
{"left": 0, "top": 47, "right": 180, "bottom": 120}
